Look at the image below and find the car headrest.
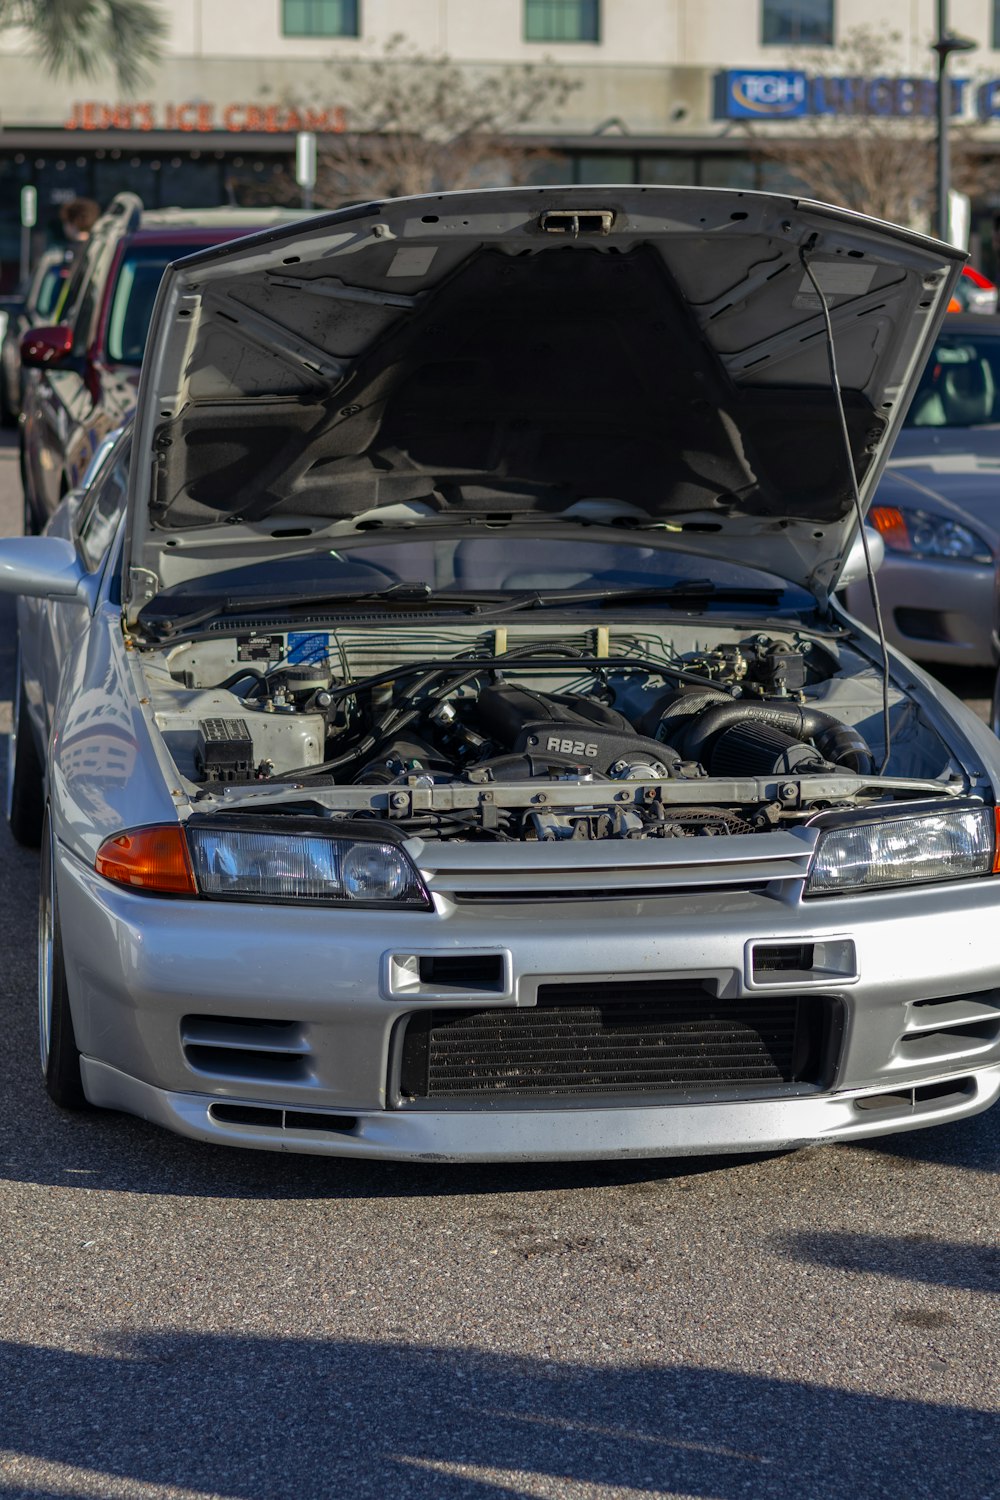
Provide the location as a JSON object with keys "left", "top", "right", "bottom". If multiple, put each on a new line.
{"left": 941, "top": 357, "right": 995, "bottom": 425}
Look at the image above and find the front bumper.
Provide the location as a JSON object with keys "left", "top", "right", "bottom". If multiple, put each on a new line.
{"left": 57, "top": 840, "right": 1000, "bottom": 1161}
{"left": 79, "top": 1058, "right": 1000, "bottom": 1161}
{"left": 843, "top": 556, "right": 995, "bottom": 667}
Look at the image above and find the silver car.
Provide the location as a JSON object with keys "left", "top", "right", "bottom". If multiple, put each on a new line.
{"left": 2, "top": 186, "right": 999, "bottom": 1162}
{"left": 843, "top": 315, "right": 1000, "bottom": 668}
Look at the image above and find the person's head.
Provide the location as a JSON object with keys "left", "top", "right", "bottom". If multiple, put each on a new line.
{"left": 60, "top": 197, "right": 101, "bottom": 243}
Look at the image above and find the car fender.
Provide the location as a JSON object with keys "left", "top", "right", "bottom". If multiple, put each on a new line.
{"left": 48, "top": 601, "right": 183, "bottom": 866}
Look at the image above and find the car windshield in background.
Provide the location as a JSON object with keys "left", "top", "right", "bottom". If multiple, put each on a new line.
{"left": 139, "top": 535, "right": 813, "bottom": 621}
{"left": 905, "top": 330, "right": 1000, "bottom": 429}
{"left": 105, "top": 242, "right": 207, "bottom": 365}
{"left": 34, "top": 262, "right": 70, "bottom": 321}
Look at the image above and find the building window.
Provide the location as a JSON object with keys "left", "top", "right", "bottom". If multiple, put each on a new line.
{"left": 282, "top": 0, "right": 359, "bottom": 38}
{"left": 761, "top": 0, "right": 834, "bottom": 46}
{"left": 525, "top": 0, "right": 599, "bottom": 43}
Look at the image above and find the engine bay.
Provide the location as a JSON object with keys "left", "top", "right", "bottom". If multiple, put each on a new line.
{"left": 134, "top": 616, "right": 966, "bottom": 843}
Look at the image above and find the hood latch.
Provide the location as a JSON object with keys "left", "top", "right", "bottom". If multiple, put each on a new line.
{"left": 539, "top": 209, "right": 616, "bottom": 236}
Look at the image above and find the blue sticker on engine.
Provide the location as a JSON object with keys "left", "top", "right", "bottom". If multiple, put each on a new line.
{"left": 286, "top": 632, "right": 331, "bottom": 664}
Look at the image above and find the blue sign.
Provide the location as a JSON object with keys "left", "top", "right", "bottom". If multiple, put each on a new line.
{"left": 716, "top": 69, "right": 971, "bottom": 121}
{"left": 721, "top": 70, "right": 809, "bottom": 119}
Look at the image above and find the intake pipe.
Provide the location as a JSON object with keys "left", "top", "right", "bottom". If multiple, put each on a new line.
{"left": 662, "top": 700, "right": 876, "bottom": 776}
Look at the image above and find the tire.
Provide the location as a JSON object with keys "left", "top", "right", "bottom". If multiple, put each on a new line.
{"left": 992, "top": 668, "right": 1000, "bottom": 739}
{"left": 0, "top": 378, "right": 15, "bottom": 429}
{"left": 7, "top": 652, "right": 45, "bottom": 848}
{"left": 19, "top": 439, "right": 37, "bottom": 536}
{"left": 38, "top": 811, "right": 88, "bottom": 1110}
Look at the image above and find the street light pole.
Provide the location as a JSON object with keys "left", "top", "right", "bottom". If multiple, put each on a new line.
{"left": 935, "top": 0, "right": 949, "bottom": 241}
{"left": 932, "top": 0, "right": 976, "bottom": 242}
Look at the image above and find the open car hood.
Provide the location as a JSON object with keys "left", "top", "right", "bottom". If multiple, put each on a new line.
{"left": 126, "top": 186, "right": 964, "bottom": 613}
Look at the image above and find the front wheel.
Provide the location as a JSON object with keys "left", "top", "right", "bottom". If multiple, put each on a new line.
{"left": 0, "top": 375, "right": 15, "bottom": 429}
{"left": 39, "top": 812, "right": 88, "bottom": 1110}
{"left": 19, "top": 438, "right": 37, "bottom": 536}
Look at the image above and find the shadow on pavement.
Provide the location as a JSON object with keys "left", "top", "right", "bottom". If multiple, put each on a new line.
{"left": 0, "top": 1333, "right": 995, "bottom": 1500}
{"left": 773, "top": 1229, "right": 1000, "bottom": 1295}
{"left": 851, "top": 1107, "right": 999, "bottom": 1174}
{"left": 0, "top": 1084, "right": 779, "bottom": 1202}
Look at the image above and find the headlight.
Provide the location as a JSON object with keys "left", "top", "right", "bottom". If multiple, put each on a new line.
{"left": 870, "top": 504, "right": 992, "bottom": 564}
{"left": 96, "top": 823, "right": 430, "bottom": 906}
{"left": 188, "top": 826, "right": 428, "bottom": 905}
{"left": 807, "top": 807, "right": 997, "bottom": 895}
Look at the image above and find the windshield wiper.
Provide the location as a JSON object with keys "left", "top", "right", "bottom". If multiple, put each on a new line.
{"left": 494, "top": 582, "right": 787, "bottom": 612}
{"left": 140, "top": 579, "right": 788, "bottom": 638}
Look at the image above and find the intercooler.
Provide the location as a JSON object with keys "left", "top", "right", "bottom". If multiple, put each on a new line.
{"left": 397, "top": 980, "right": 838, "bottom": 1103}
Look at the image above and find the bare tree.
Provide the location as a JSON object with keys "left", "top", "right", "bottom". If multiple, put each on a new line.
{"left": 0, "top": 0, "right": 167, "bottom": 92}
{"left": 285, "top": 37, "right": 578, "bottom": 206}
{"left": 748, "top": 25, "right": 988, "bottom": 229}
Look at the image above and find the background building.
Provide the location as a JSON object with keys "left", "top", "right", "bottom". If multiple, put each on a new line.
{"left": 5, "top": 0, "right": 1000, "bottom": 287}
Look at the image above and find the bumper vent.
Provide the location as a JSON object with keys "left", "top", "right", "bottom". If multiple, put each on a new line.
{"left": 399, "top": 981, "right": 835, "bottom": 1103}
{"left": 181, "top": 1015, "right": 310, "bottom": 1084}
{"left": 894, "top": 607, "right": 953, "bottom": 643}
{"left": 210, "top": 1103, "right": 357, "bottom": 1134}
{"left": 417, "top": 954, "right": 505, "bottom": 989}
{"left": 753, "top": 943, "right": 815, "bottom": 974}
{"left": 897, "top": 988, "right": 1000, "bottom": 1068}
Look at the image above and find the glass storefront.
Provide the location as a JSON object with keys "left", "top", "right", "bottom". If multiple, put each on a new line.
{"left": 0, "top": 148, "right": 291, "bottom": 291}
{"left": 9, "top": 137, "right": 996, "bottom": 292}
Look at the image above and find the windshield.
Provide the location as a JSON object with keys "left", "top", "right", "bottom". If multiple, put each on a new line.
{"left": 142, "top": 535, "right": 814, "bottom": 616}
{"left": 34, "top": 260, "right": 70, "bottom": 320}
{"left": 904, "top": 329, "right": 1000, "bottom": 430}
{"left": 105, "top": 241, "right": 208, "bottom": 365}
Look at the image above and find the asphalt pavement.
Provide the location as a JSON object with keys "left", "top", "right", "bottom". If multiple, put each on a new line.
{"left": 0, "top": 426, "right": 996, "bottom": 1500}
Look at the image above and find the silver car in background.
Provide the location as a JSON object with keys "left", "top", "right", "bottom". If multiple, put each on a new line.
{"left": 844, "top": 316, "right": 1000, "bottom": 667}
{"left": 2, "top": 186, "right": 1000, "bottom": 1163}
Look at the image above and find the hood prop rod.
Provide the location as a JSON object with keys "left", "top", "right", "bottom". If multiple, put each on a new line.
{"left": 800, "top": 243, "right": 892, "bottom": 774}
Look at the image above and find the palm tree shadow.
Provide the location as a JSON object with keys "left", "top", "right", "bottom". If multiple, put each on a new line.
{"left": 0, "top": 1332, "right": 994, "bottom": 1500}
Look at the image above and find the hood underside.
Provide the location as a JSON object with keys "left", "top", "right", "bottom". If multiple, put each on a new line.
{"left": 128, "top": 187, "right": 964, "bottom": 603}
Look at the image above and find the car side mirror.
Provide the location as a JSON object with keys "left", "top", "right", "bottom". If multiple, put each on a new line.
{"left": 0, "top": 536, "right": 89, "bottom": 601}
{"left": 837, "top": 526, "right": 885, "bottom": 591}
{"left": 20, "top": 324, "right": 73, "bottom": 369}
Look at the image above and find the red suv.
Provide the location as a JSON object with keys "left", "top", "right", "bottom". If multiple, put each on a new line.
{"left": 19, "top": 193, "right": 304, "bottom": 533}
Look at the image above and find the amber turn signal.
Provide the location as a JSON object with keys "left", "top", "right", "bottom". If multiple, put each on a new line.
{"left": 869, "top": 505, "right": 910, "bottom": 553}
{"left": 95, "top": 825, "right": 198, "bottom": 895}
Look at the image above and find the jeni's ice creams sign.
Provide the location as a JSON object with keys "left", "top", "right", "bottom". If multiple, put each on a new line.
{"left": 64, "top": 101, "right": 347, "bottom": 132}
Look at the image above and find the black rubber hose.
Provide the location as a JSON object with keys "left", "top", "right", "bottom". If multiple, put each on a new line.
{"left": 277, "top": 643, "right": 590, "bottom": 782}
{"left": 218, "top": 667, "right": 267, "bottom": 693}
{"left": 665, "top": 700, "right": 875, "bottom": 776}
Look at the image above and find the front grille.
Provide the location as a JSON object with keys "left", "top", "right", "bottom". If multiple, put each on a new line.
{"left": 451, "top": 882, "right": 772, "bottom": 904}
{"left": 398, "top": 981, "right": 835, "bottom": 1103}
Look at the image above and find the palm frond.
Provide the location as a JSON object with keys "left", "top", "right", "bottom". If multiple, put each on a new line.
{"left": 7, "top": 0, "right": 167, "bottom": 92}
